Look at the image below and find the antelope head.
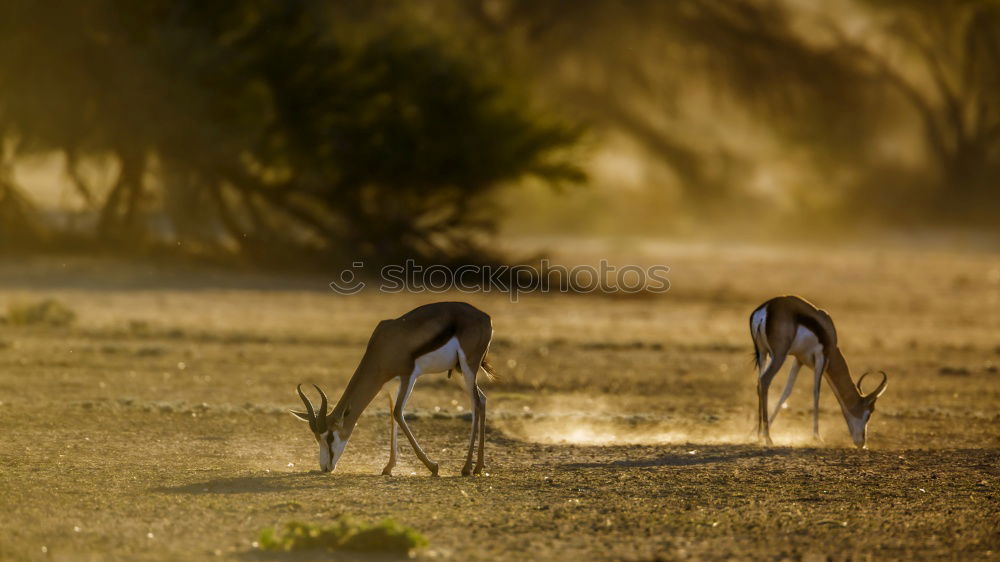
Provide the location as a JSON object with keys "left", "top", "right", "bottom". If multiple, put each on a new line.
{"left": 290, "top": 384, "right": 350, "bottom": 472}
{"left": 847, "top": 371, "right": 889, "bottom": 449}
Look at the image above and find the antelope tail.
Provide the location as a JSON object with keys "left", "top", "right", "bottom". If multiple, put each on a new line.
{"left": 481, "top": 355, "right": 499, "bottom": 382}
{"left": 750, "top": 306, "right": 767, "bottom": 371}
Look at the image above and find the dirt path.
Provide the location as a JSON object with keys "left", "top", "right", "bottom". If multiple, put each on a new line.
{"left": 1, "top": 246, "right": 998, "bottom": 560}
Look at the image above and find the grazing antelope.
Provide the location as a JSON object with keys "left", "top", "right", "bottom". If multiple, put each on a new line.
{"left": 750, "top": 295, "right": 888, "bottom": 448}
{"left": 291, "top": 302, "right": 496, "bottom": 476}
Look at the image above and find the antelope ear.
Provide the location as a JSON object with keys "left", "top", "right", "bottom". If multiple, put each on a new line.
{"left": 289, "top": 409, "right": 312, "bottom": 422}
{"left": 330, "top": 406, "right": 351, "bottom": 429}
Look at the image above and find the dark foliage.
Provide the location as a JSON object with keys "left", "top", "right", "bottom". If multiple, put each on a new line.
{"left": 0, "top": 1, "right": 583, "bottom": 264}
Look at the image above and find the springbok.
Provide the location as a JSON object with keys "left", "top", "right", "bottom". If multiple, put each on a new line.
{"left": 291, "top": 302, "right": 496, "bottom": 476}
{"left": 750, "top": 295, "right": 888, "bottom": 448}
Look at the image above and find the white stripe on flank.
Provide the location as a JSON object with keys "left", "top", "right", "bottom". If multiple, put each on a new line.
{"left": 414, "top": 336, "right": 461, "bottom": 375}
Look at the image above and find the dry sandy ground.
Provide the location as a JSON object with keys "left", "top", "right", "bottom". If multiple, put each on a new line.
{"left": 0, "top": 242, "right": 997, "bottom": 560}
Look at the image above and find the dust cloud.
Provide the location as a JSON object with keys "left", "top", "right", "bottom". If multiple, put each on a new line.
{"left": 495, "top": 395, "right": 828, "bottom": 447}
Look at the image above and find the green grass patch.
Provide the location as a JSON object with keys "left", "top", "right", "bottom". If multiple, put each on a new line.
{"left": 6, "top": 299, "right": 77, "bottom": 327}
{"left": 258, "top": 517, "right": 428, "bottom": 555}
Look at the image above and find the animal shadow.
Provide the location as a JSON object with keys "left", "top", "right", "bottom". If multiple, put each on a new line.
{"left": 152, "top": 471, "right": 387, "bottom": 495}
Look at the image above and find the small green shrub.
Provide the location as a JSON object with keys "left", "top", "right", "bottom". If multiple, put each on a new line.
{"left": 7, "top": 299, "right": 77, "bottom": 327}
{"left": 258, "top": 517, "right": 428, "bottom": 554}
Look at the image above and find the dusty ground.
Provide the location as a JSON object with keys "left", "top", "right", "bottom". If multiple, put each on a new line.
{"left": 0, "top": 242, "right": 998, "bottom": 560}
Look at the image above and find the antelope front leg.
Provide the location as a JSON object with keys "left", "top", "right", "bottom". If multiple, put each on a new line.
{"left": 382, "top": 392, "right": 398, "bottom": 476}
{"left": 769, "top": 359, "right": 800, "bottom": 424}
{"left": 393, "top": 375, "right": 439, "bottom": 476}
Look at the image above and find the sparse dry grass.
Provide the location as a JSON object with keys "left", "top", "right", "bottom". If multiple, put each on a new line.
{"left": 0, "top": 242, "right": 997, "bottom": 560}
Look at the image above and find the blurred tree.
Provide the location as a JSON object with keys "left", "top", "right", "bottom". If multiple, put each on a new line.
{"left": 2, "top": 0, "right": 994, "bottom": 249}
{"left": 0, "top": 0, "right": 583, "bottom": 263}
{"left": 453, "top": 0, "right": 881, "bottom": 212}
{"left": 450, "top": 0, "right": 999, "bottom": 226}
{"left": 845, "top": 0, "right": 1000, "bottom": 219}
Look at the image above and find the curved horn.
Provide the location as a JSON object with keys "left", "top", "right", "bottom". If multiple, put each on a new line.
{"left": 856, "top": 371, "right": 870, "bottom": 393}
{"left": 313, "top": 384, "right": 329, "bottom": 432}
{"left": 858, "top": 371, "right": 888, "bottom": 398}
{"left": 296, "top": 384, "right": 317, "bottom": 432}
{"left": 871, "top": 371, "right": 888, "bottom": 397}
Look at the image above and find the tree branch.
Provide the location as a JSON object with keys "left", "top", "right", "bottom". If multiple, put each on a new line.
{"left": 903, "top": 28, "right": 967, "bottom": 148}
{"left": 828, "top": 25, "right": 952, "bottom": 165}
{"left": 208, "top": 182, "right": 246, "bottom": 252}
{"left": 63, "top": 148, "right": 95, "bottom": 207}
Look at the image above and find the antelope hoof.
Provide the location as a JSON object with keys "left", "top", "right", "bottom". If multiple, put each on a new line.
{"left": 428, "top": 462, "right": 440, "bottom": 477}
{"left": 381, "top": 466, "right": 394, "bottom": 476}
{"left": 473, "top": 465, "right": 484, "bottom": 476}
{"left": 461, "top": 464, "right": 473, "bottom": 477}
